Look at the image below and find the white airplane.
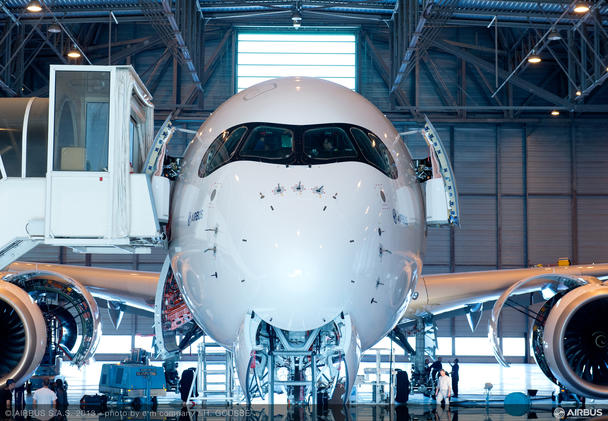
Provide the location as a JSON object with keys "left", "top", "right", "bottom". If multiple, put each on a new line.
{"left": 2, "top": 70, "right": 608, "bottom": 402}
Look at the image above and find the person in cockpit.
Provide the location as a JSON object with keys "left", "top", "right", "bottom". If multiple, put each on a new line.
{"left": 322, "top": 136, "right": 335, "bottom": 152}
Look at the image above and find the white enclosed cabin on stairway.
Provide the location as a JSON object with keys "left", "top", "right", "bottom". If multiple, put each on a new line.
{"left": 0, "top": 65, "right": 170, "bottom": 268}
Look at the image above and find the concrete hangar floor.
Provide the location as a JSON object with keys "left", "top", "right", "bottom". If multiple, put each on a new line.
{"left": 22, "top": 361, "right": 606, "bottom": 421}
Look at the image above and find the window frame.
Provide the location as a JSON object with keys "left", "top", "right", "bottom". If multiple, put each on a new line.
{"left": 198, "top": 122, "right": 398, "bottom": 180}
{"left": 52, "top": 70, "right": 111, "bottom": 172}
{"left": 238, "top": 124, "right": 296, "bottom": 162}
{"left": 198, "top": 126, "right": 249, "bottom": 178}
{"left": 235, "top": 29, "right": 358, "bottom": 93}
{"left": 302, "top": 126, "right": 359, "bottom": 161}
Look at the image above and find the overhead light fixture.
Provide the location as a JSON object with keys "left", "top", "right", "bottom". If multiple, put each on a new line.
{"left": 528, "top": 52, "right": 542, "bottom": 64}
{"left": 573, "top": 2, "right": 590, "bottom": 13}
{"left": 67, "top": 45, "right": 81, "bottom": 59}
{"left": 576, "top": 89, "right": 582, "bottom": 96}
{"left": 292, "top": 9, "right": 302, "bottom": 29}
{"left": 551, "top": 110, "right": 560, "bottom": 116}
{"left": 47, "top": 23, "right": 61, "bottom": 34}
{"left": 548, "top": 30, "right": 561, "bottom": 41}
{"left": 26, "top": 0, "right": 42, "bottom": 12}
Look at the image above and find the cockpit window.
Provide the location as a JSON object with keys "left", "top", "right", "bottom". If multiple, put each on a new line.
{"left": 239, "top": 126, "right": 294, "bottom": 160}
{"left": 198, "top": 123, "right": 398, "bottom": 179}
{"left": 198, "top": 126, "right": 247, "bottom": 177}
{"left": 303, "top": 127, "right": 358, "bottom": 160}
{"left": 350, "top": 128, "right": 398, "bottom": 178}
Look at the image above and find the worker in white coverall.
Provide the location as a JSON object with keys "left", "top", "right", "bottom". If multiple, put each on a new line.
{"left": 435, "top": 369, "right": 452, "bottom": 406}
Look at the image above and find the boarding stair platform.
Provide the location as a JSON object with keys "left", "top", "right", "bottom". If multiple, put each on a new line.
{"left": 0, "top": 65, "right": 176, "bottom": 269}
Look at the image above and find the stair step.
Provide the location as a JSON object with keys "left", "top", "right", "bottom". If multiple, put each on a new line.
{"left": 204, "top": 370, "right": 227, "bottom": 375}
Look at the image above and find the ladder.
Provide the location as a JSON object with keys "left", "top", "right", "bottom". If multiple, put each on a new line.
{"left": 362, "top": 348, "right": 396, "bottom": 404}
{"left": 196, "top": 336, "right": 235, "bottom": 404}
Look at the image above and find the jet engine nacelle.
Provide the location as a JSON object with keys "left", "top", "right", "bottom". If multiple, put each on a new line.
{"left": 534, "top": 283, "right": 608, "bottom": 398}
{"left": 0, "top": 271, "right": 101, "bottom": 387}
{"left": 0, "top": 280, "right": 47, "bottom": 387}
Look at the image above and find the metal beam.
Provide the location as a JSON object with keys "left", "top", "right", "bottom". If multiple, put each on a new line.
{"left": 0, "top": 17, "right": 41, "bottom": 74}
{"left": 161, "top": 0, "right": 203, "bottom": 93}
{"left": 421, "top": 52, "right": 457, "bottom": 107}
{"left": 0, "top": 1, "right": 19, "bottom": 26}
{"left": 471, "top": 64, "right": 504, "bottom": 107}
{"left": 362, "top": 31, "right": 410, "bottom": 107}
{"left": 491, "top": 3, "right": 572, "bottom": 98}
{"left": 430, "top": 39, "right": 570, "bottom": 107}
{"left": 147, "top": 52, "right": 173, "bottom": 95}
{"left": 33, "top": 26, "right": 67, "bottom": 64}
{"left": 0, "top": 78, "right": 16, "bottom": 96}
{"left": 86, "top": 36, "right": 153, "bottom": 52}
{"left": 391, "top": 2, "right": 429, "bottom": 94}
{"left": 144, "top": 48, "right": 171, "bottom": 85}
{"left": 514, "top": 68, "right": 561, "bottom": 118}
{"left": 200, "top": 28, "right": 231, "bottom": 88}
{"left": 99, "top": 38, "right": 164, "bottom": 65}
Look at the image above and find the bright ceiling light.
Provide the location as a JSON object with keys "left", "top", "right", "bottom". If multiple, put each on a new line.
{"left": 528, "top": 53, "right": 542, "bottom": 64}
{"left": 576, "top": 89, "right": 582, "bottom": 96}
{"left": 548, "top": 31, "right": 561, "bottom": 41}
{"left": 26, "top": 0, "right": 42, "bottom": 12}
{"left": 47, "top": 23, "right": 61, "bottom": 34}
{"left": 573, "top": 2, "right": 590, "bottom": 13}
{"left": 67, "top": 46, "right": 81, "bottom": 58}
{"left": 551, "top": 110, "right": 560, "bottom": 116}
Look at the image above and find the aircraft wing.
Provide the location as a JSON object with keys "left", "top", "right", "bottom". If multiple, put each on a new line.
{"left": 5, "top": 261, "right": 158, "bottom": 311}
{"left": 402, "top": 263, "right": 608, "bottom": 321}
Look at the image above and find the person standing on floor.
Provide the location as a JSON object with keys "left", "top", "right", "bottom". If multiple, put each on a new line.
{"left": 13, "top": 382, "right": 25, "bottom": 412}
{"left": 32, "top": 379, "right": 57, "bottom": 408}
{"left": 435, "top": 369, "right": 452, "bottom": 407}
{"left": 54, "top": 379, "right": 68, "bottom": 413}
{"left": 0, "top": 379, "right": 15, "bottom": 418}
{"left": 450, "top": 359, "right": 459, "bottom": 398}
{"left": 430, "top": 357, "right": 443, "bottom": 381}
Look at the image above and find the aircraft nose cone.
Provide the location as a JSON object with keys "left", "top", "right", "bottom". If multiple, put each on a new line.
{"left": 207, "top": 163, "right": 408, "bottom": 331}
{"left": 227, "top": 167, "right": 374, "bottom": 330}
{"left": 172, "top": 161, "right": 422, "bottom": 344}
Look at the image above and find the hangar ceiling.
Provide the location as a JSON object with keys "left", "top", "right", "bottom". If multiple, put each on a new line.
{"left": 1, "top": 0, "right": 607, "bottom": 121}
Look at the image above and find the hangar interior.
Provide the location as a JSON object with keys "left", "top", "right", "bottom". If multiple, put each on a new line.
{"left": 1, "top": 0, "right": 608, "bottom": 409}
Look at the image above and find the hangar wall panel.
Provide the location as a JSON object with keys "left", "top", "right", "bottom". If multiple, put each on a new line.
{"left": 575, "top": 123, "right": 608, "bottom": 195}
{"left": 425, "top": 227, "right": 451, "bottom": 266}
{"left": 577, "top": 197, "right": 608, "bottom": 264}
{"left": 454, "top": 127, "right": 496, "bottom": 195}
{"left": 435, "top": 318, "right": 452, "bottom": 337}
{"left": 454, "top": 196, "right": 497, "bottom": 266}
{"left": 500, "top": 197, "right": 525, "bottom": 266}
{"left": 528, "top": 197, "right": 572, "bottom": 264}
{"left": 526, "top": 125, "right": 571, "bottom": 195}
{"left": 499, "top": 127, "right": 524, "bottom": 196}
{"left": 421, "top": 265, "right": 450, "bottom": 275}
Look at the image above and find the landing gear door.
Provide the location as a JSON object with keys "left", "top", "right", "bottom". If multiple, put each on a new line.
{"left": 421, "top": 116, "right": 460, "bottom": 226}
